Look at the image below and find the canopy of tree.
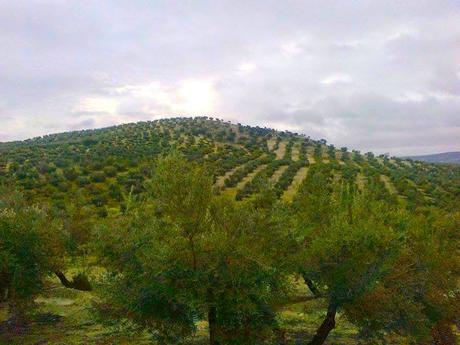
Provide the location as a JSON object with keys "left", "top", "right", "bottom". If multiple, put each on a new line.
{"left": 0, "top": 117, "right": 459, "bottom": 344}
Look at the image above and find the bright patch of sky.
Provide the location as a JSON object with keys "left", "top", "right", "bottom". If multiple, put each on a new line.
{"left": 1, "top": 0, "right": 459, "bottom": 155}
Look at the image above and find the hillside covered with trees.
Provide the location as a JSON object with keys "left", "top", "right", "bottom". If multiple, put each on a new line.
{"left": 1, "top": 117, "right": 459, "bottom": 345}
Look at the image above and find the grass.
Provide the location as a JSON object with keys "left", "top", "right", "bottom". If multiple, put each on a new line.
{"left": 332, "top": 171, "right": 342, "bottom": 184}
{"left": 376, "top": 157, "right": 385, "bottom": 166}
{"left": 267, "top": 138, "right": 277, "bottom": 151}
{"left": 215, "top": 165, "right": 241, "bottom": 188}
{"left": 282, "top": 167, "right": 309, "bottom": 202}
{"left": 275, "top": 141, "right": 288, "bottom": 159}
{"left": 5, "top": 274, "right": 452, "bottom": 345}
{"left": 307, "top": 146, "right": 316, "bottom": 164}
{"left": 335, "top": 150, "right": 342, "bottom": 160}
{"left": 1, "top": 275, "right": 360, "bottom": 345}
{"left": 278, "top": 305, "right": 357, "bottom": 345}
{"left": 270, "top": 165, "right": 289, "bottom": 184}
{"left": 0, "top": 281, "right": 152, "bottom": 345}
{"left": 223, "top": 164, "right": 268, "bottom": 198}
{"left": 335, "top": 151, "right": 346, "bottom": 165}
{"left": 356, "top": 172, "right": 367, "bottom": 192}
{"left": 291, "top": 143, "right": 300, "bottom": 161}
{"left": 321, "top": 146, "right": 330, "bottom": 164}
{"left": 236, "top": 164, "right": 267, "bottom": 190}
{"left": 380, "top": 174, "right": 397, "bottom": 194}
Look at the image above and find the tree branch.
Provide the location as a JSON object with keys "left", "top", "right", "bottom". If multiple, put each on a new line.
{"left": 55, "top": 271, "right": 92, "bottom": 291}
{"left": 302, "top": 273, "right": 321, "bottom": 297}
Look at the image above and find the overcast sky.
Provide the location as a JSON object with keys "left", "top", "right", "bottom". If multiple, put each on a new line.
{"left": 1, "top": 0, "right": 459, "bottom": 155}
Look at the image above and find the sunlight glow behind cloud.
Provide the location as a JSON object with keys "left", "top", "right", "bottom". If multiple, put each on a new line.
{"left": 320, "top": 74, "right": 353, "bottom": 85}
{"left": 1, "top": 0, "right": 459, "bottom": 155}
{"left": 75, "top": 79, "right": 217, "bottom": 120}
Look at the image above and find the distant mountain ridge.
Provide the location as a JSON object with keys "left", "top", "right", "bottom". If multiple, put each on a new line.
{"left": 405, "top": 152, "right": 460, "bottom": 165}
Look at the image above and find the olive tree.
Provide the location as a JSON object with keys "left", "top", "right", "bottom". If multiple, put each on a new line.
{"left": 292, "top": 166, "right": 460, "bottom": 345}
{"left": 0, "top": 187, "right": 63, "bottom": 321}
{"left": 94, "top": 154, "right": 291, "bottom": 344}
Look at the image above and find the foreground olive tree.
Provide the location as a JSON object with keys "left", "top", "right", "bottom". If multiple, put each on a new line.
{"left": 0, "top": 188, "right": 63, "bottom": 321}
{"left": 0, "top": 185, "right": 94, "bottom": 334}
{"left": 345, "top": 208, "right": 460, "bottom": 345}
{"left": 95, "top": 154, "right": 291, "bottom": 344}
{"left": 292, "top": 165, "right": 460, "bottom": 345}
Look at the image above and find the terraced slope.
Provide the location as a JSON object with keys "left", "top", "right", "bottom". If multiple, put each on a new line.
{"left": 282, "top": 166, "right": 309, "bottom": 202}
{"left": 1, "top": 116, "right": 459, "bottom": 215}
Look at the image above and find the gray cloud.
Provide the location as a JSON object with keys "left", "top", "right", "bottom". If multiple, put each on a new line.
{"left": 0, "top": 0, "right": 459, "bottom": 155}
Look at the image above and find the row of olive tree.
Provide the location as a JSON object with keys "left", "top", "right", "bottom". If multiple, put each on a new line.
{"left": 1, "top": 154, "right": 458, "bottom": 344}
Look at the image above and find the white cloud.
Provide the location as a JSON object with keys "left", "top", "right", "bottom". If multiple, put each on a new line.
{"left": 281, "top": 40, "right": 303, "bottom": 57}
{"left": 384, "top": 26, "right": 419, "bottom": 42}
{"left": 320, "top": 74, "right": 353, "bottom": 85}
{"left": 73, "top": 78, "right": 218, "bottom": 121}
{"left": 394, "top": 91, "right": 425, "bottom": 103}
{"left": 176, "top": 79, "right": 217, "bottom": 114}
{"left": 265, "top": 121, "right": 303, "bottom": 133}
{"left": 1, "top": 0, "right": 459, "bottom": 155}
{"left": 237, "top": 62, "right": 257, "bottom": 74}
{"left": 75, "top": 96, "right": 119, "bottom": 114}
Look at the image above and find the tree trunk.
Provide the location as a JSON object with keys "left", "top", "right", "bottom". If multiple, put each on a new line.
{"left": 208, "top": 305, "right": 220, "bottom": 345}
{"left": 301, "top": 273, "right": 321, "bottom": 297}
{"left": 207, "top": 286, "right": 220, "bottom": 345}
{"left": 307, "top": 301, "right": 337, "bottom": 345}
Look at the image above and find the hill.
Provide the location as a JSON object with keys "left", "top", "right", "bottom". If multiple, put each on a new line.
{"left": 1, "top": 116, "right": 460, "bottom": 345}
{"left": 405, "top": 151, "right": 460, "bottom": 165}
{"left": 1, "top": 116, "right": 459, "bottom": 216}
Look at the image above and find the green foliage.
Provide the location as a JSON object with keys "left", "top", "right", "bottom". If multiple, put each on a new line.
{"left": 94, "top": 154, "right": 290, "bottom": 344}
{"left": 224, "top": 156, "right": 268, "bottom": 188}
{"left": 235, "top": 159, "right": 287, "bottom": 200}
{"left": 0, "top": 186, "right": 63, "bottom": 312}
{"left": 292, "top": 169, "right": 460, "bottom": 344}
{"left": 343, "top": 208, "right": 460, "bottom": 344}
{"left": 0, "top": 118, "right": 459, "bottom": 345}
{"left": 273, "top": 161, "right": 306, "bottom": 197}
{"left": 1, "top": 117, "right": 458, "bottom": 212}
